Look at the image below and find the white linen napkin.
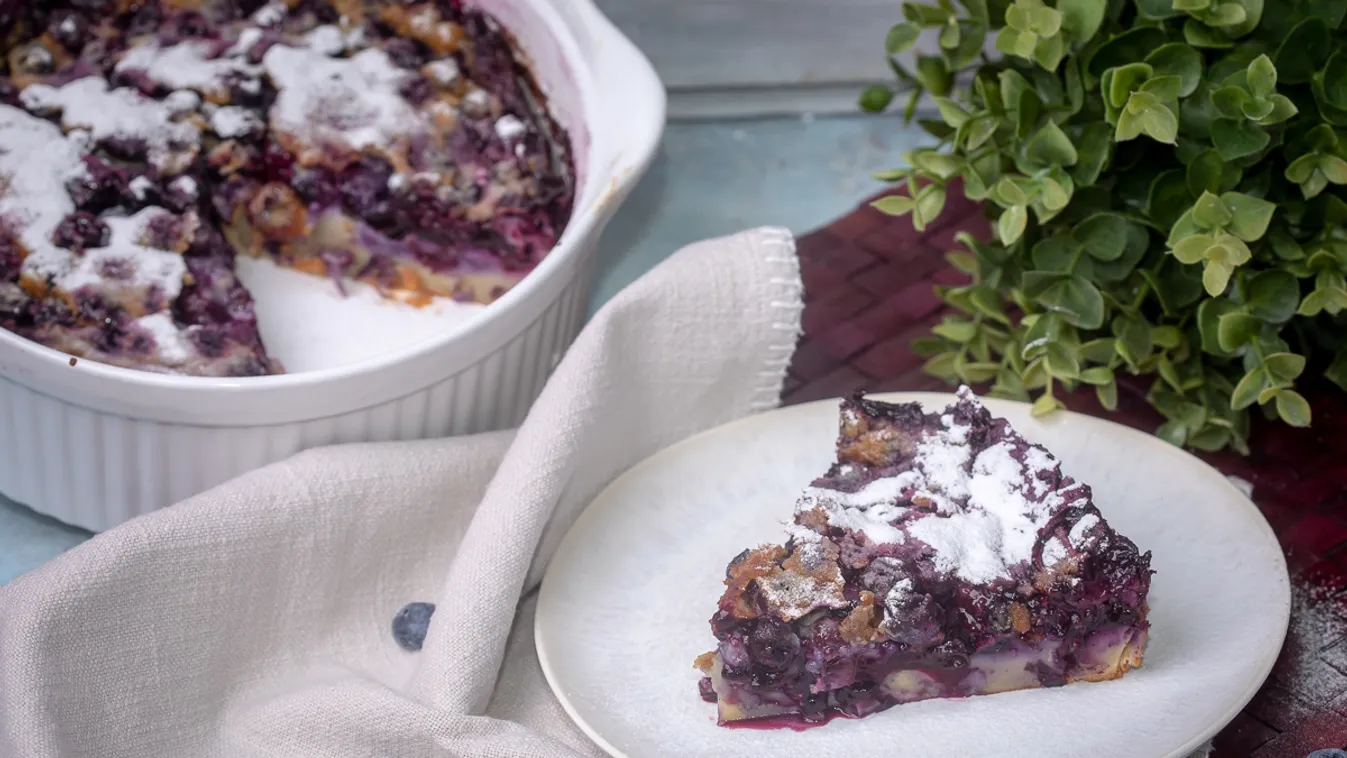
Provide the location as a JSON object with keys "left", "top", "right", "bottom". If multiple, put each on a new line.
{"left": 0, "top": 227, "right": 802, "bottom": 758}
{"left": 0, "top": 224, "right": 1218, "bottom": 758}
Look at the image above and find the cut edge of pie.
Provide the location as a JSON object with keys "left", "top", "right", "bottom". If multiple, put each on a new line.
{"left": 696, "top": 386, "right": 1154, "bottom": 727}
{"left": 0, "top": 1, "right": 574, "bottom": 376}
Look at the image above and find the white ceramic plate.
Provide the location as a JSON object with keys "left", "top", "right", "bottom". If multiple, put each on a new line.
{"left": 536, "top": 392, "right": 1291, "bottom": 758}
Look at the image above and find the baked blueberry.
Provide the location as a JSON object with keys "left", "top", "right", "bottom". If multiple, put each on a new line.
{"left": 392, "top": 601, "right": 437, "bottom": 651}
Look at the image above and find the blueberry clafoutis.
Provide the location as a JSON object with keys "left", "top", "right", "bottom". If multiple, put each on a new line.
{"left": 696, "top": 387, "right": 1153, "bottom": 726}
{"left": 0, "top": 1, "right": 573, "bottom": 375}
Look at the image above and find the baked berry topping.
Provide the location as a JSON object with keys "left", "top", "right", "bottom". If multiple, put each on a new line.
{"left": 52, "top": 212, "right": 111, "bottom": 251}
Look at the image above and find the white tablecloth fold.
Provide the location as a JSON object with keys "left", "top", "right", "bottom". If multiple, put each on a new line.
{"left": 0, "top": 227, "right": 803, "bottom": 758}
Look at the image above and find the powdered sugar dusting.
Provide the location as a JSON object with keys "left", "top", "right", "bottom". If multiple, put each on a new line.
{"left": 799, "top": 475, "right": 916, "bottom": 544}
{"left": 18, "top": 77, "right": 200, "bottom": 174}
{"left": 756, "top": 569, "right": 848, "bottom": 622}
{"left": 54, "top": 208, "right": 188, "bottom": 303}
{"left": 134, "top": 311, "right": 191, "bottom": 364}
{"left": 251, "top": 2, "right": 286, "bottom": 27}
{"left": 210, "top": 106, "right": 262, "bottom": 138}
{"left": 114, "top": 40, "right": 261, "bottom": 98}
{"left": 0, "top": 106, "right": 87, "bottom": 276}
{"left": 793, "top": 387, "right": 1086, "bottom": 585}
{"left": 262, "top": 46, "right": 423, "bottom": 155}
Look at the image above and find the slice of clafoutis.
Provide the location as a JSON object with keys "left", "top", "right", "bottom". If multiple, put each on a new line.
{"left": 695, "top": 386, "right": 1153, "bottom": 726}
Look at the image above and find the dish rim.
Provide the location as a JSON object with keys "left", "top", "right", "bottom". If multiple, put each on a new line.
{"left": 0, "top": 0, "right": 667, "bottom": 425}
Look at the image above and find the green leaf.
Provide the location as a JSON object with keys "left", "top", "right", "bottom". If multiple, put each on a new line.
{"left": 1058, "top": 0, "right": 1106, "bottom": 43}
{"left": 1033, "top": 31, "right": 1067, "bottom": 70}
{"left": 1140, "top": 104, "right": 1179, "bottom": 144}
{"left": 997, "top": 204, "right": 1029, "bottom": 245}
{"left": 1141, "top": 75, "right": 1183, "bottom": 102}
{"left": 1152, "top": 325, "right": 1184, "bottom": 349}
{"left": 1203, "top": 260, "right": 1233, "bottom": 295}
{"left": 1145, "top": 43, "right": 1204, "bottom": 97}
{"left": 1264, "top": 352, "right": 1307, "bottom": 383}
{"left": 923, "top": 352, "right": 960, "bottom": 382}
{"left": 1040, "top": 275, "right": 1106, "bottom": 329}
{"left": 1245, "top": 270, "right": 1300, "bottom": 323}
{"left": 1211, "top": 118, "right": 1270, "bottom": 160}
{"left": 1193, "top": 191, "right": 1234, "bottom": 229}
{"left": 969, "top": 288, "right": 1011, "bottom": 324}
{"left": 1073, "top": 213, "right": 1129, "bottom": 260}
{"left": 1257, "top": 95, "right": 1298, "bottom": 125}
{"left": 1221, "top": 191, "right": 1277, "bottom": 241}
{"left": 1027, "top": 5, "right": 1063, "bottom": 36}
{"left": 965, "top": 117, "right": 998, "bottom": 151}
{"left": 1114, "top": 315, "right": 1153, "bottom": 366}
{"left": 1156, "top": 419, "right": 1187, "bottom": 447}
{"left": 1045, "top": 342, "right": 1081, "bottom": 379}
{"left": 913, "top": 184, "right": 948, "bottom": 230}
{"left": 1071, "top": 122, "right": 1113, "bottom": 186}
{"left": 1319, "top": 50, "right": 1347, "bottom": 111}
{"left": 886, "top": 23, "right": 922, "bottom": 55}
{"left": 916, "top": 55, "right": 954, "bottom": 96}
{"left": 1080, "top": 366, "right": 1114, "bottom": 385}
{"left": 1183, "top": 19, "right": 1234, "bottom": 49}
{"left": 1241, "top": 98, "right": 1275, "bottom": 121}
{"left": 1026, "top": 120, "right": 1079, "bottom": 166}
{"left": 1168, "top": 207, "right": 1204, "bottom": 246}
{"left": 903, "top": 88, "right": 922, "bottom": 123}
{"left": 871, "top": 168, "right": 910, "bottom": 182}
{"left": 1230, "top": 368, "right": 1266, "bottom": 410}
{"left": 1135, "top": 0, "right": 1182, "bottom": 19}
{"left": 1116, "top": 109, "right": 1145, "bottom": 142}
{"left": 1188, "top": 424, "right": 1233, "bottom": 451}
{"left": 1031, "top": 391, "right": 1066, "bottom": 416}
{"left": 1107, "top": 62, "right": 1154, "bottom": 108}
{"left": 933, "top": 97, "right": 971, "bottom": 128}
{"left": 859, "top": 85, "right": 895, "bottom": 113}
{"left": 1097, "top": 379, "right": 1119, "bottom": 411}
{"left": 933, "top": 317, "right": 980, "bottom": 343}
{"left": 1080, "top": 338, "right": 1117, "bottom": 363}
{"left": 1197, "top": 297, "right": 1238, "bottom": 356}
{"left": 1299, "top": 288, "right": 1331, "bottom": 316}
{"left": 872, "top": 195, "right": 915, "bottom": 216}
{"left": 1172, "top": 233, "right": 1213, "bottom": 264}
{"left": 1322, "top": 154, "right": 1347, "bottom": 184}
{"left": 944, "top": 19, "right": 988, "bottom": 69}
{"left": 1040, "top": 173, "right": 1072, "bottom": 211}
{"left": 1087, "top": 27, "right": 1169, "bottom": 79}
{"left": 939, "top": 19, "right": 961, "bottom": 50}
{"left": 1274, "top": 18, "right": 1330, "bottom": 85}
{"left": 1186, "top": 149, "right": 1224, "bottom": 197}
{"left": 1157, "top": 355, "right": 1183, "bottom": 392}
{"left": 1326, "top": 347, "right": 1347, "bottom": 391}
{"left": 1274, "top": 389, "right": 1312, "bottom": 427}
{"left": 1217, "top": 310, "right": 1261, "bottom": 350}
{"left": 1285, "top": 153, "right": 1320, "bottom": 184}
{"left": 992, "top": 176, "right": 1030, "bottom": 206}
{"left": 1246, "top": 54, "right": 1277, "bottom": 99}
{"left": 1146, "top": 169, "right": 1191, "bottom": 230}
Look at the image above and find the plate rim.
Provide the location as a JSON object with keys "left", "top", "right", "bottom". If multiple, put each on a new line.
{"left": 535, "top": 391, "right": 1292, "bottom": 758}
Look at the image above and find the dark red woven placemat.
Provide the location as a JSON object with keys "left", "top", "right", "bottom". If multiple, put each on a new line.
{"left": 783, "top": 188, "right": 1347, "bottom": 757}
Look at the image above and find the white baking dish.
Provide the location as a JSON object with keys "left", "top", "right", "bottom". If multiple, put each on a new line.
{"left": 0, "top": 0, "right": 666, "bottom": 532}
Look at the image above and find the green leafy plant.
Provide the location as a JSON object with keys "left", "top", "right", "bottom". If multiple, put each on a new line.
{"left": 861, "top": 0, "right": 1347, "bottom": 453}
